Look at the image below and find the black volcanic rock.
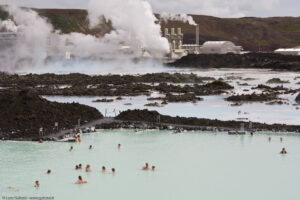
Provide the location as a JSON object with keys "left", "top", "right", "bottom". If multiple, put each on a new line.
{"left": 169, "top": 53, "right": 300, "bottom": 71}
{"left": 296, "top": 93, "right": 300, "bottom": 101}
{"left": 116, "top": 109, "right": 300, "bottom": 132}
{"left": 226, "top": 93, "right": 277, "bottom": 102}
{"left": 0, "top": 90, "right": 103, "bottom": 139}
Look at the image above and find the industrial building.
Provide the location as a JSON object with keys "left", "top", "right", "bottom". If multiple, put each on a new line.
{"left": 164, "top": 27, "right": 183, "bottom": 51}
{"left": 274, "top": 47, "right": 300, "bottom": 56}
{"left": 163, "top": 25, "right": 202, "bottom": 58}
{"left": 0, "top": 32, "right": 18, "bottom": 48}
{"left": 201, "top": 41, "right": 243, "bottom": 54}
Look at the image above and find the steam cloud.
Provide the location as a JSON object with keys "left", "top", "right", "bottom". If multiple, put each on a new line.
{"left": 0, "top": 1, "right": 170, "bottom": 72}
{"left": 149, "top": 0, "right": 280, "bottom": 17}
{"left": 88, "top": 0, "right": 169, "bottom": 57}
{"left": 160, "top": 13, "right": 197, "bottom": 26}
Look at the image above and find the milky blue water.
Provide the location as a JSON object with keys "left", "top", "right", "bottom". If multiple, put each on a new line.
{"left": 1, "top": 130, "right": 300, "bottom": 200}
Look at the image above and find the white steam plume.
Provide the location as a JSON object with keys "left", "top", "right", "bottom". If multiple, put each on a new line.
{"left": 149, "top": 0, "right": 280, "bottom": 18}
{"left": 160, "top": 12, "right": 197, "bottom": 26}
{"left": 88, "top": 0, "right": 169, "bottom": 57}
{"left": 0, "top": 6, "right": 53, "bottom": 71}
{"left": 0, "top": 2, "right": 170, "bottom": 72}
{"left": 0, "top": 19, "right": 18, "bottom": 32}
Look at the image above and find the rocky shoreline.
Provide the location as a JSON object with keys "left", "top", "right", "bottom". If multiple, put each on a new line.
{"left": 0, "top": 73, "right": 233, "bottom": 100}
{"left": 0, "top": 90, "right": 103, "bottom": 140}
{"left": 169, "top": 53, "right": 300, "bottom": 71}
{"left": 3, "top": 108, "right": 300, "bottom": 141}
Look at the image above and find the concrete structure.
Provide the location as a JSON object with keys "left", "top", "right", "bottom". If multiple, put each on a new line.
{"left": 195, "top": 25, "right": 200, "bottom": 45}
{"left": 201, "top": 41, "right": 243, "bottom": 54}
{"left": 0, "top": 32, "right": 18, "bottom": 48}
{"left": 164, "top": 27, "right": 183, "bottom": 51}
{"left": 274, "top": 47, "right": 300, "bottom": 56}
{"left": 179, "top": 44, "right": 201, "bottom": 54}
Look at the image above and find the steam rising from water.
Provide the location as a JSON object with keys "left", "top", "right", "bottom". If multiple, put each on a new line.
{"left": 160, "top": 13, "right": 197, "bottom": 26}
{"left": 88, "top": 0, "right": 169, "bottom": 57}
{"left": 0, "top": 1, "right": 170, "bottom": 73}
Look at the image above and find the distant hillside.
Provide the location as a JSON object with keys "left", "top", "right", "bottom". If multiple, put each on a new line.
{"left": 1, "top": 7, "right": 300, "bottom": 51}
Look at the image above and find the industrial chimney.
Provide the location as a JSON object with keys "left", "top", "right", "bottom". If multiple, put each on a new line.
{"left": 196, "top": 24, "right": 200, "bottom": 45}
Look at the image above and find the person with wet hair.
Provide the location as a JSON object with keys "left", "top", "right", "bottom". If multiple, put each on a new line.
{"left": 89, "top": 145, "right": 93, "bottom": 150}
{"left": 34, "top": 181, "right": 40, "bottom": 188}
{"left": 280, "top": 148, "right": 287, "bottom": 154}
{"left": 102, "top": 166, "right": 106, "bottom": 173}
{"left": 152, "top": 166, "right": 155, "bottom": 171}
{"left": 112, "top": 168, "right": 116, "bottom": 174}
{"left": 78, "top": 135, "right": 82, "bottom": 143}
{"left": 86, "top": 165, "right": 91, "bottom": 172}
{"left": 75, "top": 176, "right": 87, "bottom": 184}
{"left": 47, "top": 169, "right": 51, "bottom": 174}
{"left": 78, "top": 164, "right": 82, "bottom": 170}
{"left": 69, "top": 146, "right": 74, "bottom": 152}
{"left": 142, "top": 163, "right": 149, "bottom": 170}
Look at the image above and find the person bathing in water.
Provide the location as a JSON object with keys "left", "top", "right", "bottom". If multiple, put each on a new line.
{"left": 112, "top": 168, "right": 116, "bottom": 174}
{"left": 102, "top": 166, "right": 106, "bottom": 173}
{"left": 152, "top": 166, "right": 155, "bottom": 171}
{"left": 78, "top": 135, "right": 82, "bottom": 143}
{"left": 142, "top": 163, "right": 150, "bottom": 170}
{"left": 47, "top": 169, "right": 51, "bottom": 174}
{"left": 78, "top": 164, "right": 82, "bottom": 170}
{"left": 69, "top": 146, "right": 73, "bottom": 152}
{"left": 75, "top": 176, "right": 87, "bottom": 184}
{"left": 86, "top": 165, "right": 91, "bottom": 172}
{"left": 89, "top": 145, "right": 93, "bottom": 150}
{"left": 280, "top": 148, "right": 287, "bottom": 154}
{"left": 34, "top": 181, "right": 40, "bottom": 188}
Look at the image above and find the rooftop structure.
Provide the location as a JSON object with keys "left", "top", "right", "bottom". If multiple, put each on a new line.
{"left": 201, "top": 41, "right": 243, "bottom": 54}
{"left": 274, "top": 47, "right": 300, "bottom": 56}
{"left": 164, "top": 27, "right": 183, "bottom": 51}
{"left": 0, "top": 32, "right": 18, "bottom": 48}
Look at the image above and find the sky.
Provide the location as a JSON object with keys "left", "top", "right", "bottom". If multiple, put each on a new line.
{"left": 0, "top": 0, "right": 299, "bottom": 18}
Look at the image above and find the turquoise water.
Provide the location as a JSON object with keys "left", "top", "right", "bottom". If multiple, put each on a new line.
{"left": 1, "top": 130, "right": 300, "bottom": 200}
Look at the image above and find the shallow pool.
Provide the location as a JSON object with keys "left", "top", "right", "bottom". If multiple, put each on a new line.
{"left": 1, "top": 130, "right": 300, "bottom": 200}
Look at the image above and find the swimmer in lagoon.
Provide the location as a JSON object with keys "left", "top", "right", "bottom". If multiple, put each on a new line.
{"left": 35, "top": 181, "right": 40, "bottom": 188}
{"left": 280, "top": 137, "right": 283, "bottom": 142}
{"left": 280, "top": 148, "right": 287, "bottom": 154}
{"left": 142, "top": 163, "right": 149, "bottom": 170}
{"left": 118, "top": 144, "right": 121, "bottom": 150}
{"left": 112, "top": 168, "right": 116, "bottom": 174}
{"left": 268, "top": 137, "right": 271, "bottom": 142}
{"left": 102, "top": 166, "right": 106, "bottom": 173}
{"left": 75, "top": 176, "right": 87, "bottom": 184}
{"left": 89, "top": 145, "right": 93, "bottom": 150}
{"left": 152, "top": 166, "right": 155, "bottom": 171}
{"left": 38, "top": 139, "right": 43, "bottom": 143}
{"left": 69, "top": 146, "right": 73, "bottom": 152}
{"left": 78, "top": 135, "right": 82, "bottom": 142}
{"left": 86, "top": 165, "right": 91, "bottom": 172}
{"left": 75, "top": 165, "right": 79, "bottom": 170}
{"left": 8, "top": 186, "right": 19, "bottom": 192}
{"left": 47, "top": 169, "right": 51, "bottom": 174}
{"left": 78, "top": 164, "right": 82, "bottom": 170}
